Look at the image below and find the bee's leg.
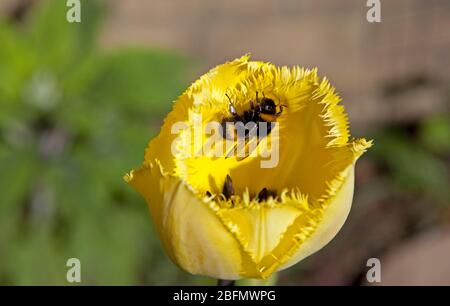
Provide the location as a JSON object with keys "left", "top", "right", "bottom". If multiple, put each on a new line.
{"left": 266, "top": 121, "right": 273, "bottom": 135}
{"left": 244, "top": 109, "right": 255, "bottom": 123}
{"left": 221, "top": 120, "right": 237, "bottom": 140}
{"left": 275, "top": 105, "right": 287, "bottom": 116}
{"left": 222, "top": 175, "right": 235, "bottom": 200}
{"left": 221, "top": 121, "right": 228, "bottom": 139}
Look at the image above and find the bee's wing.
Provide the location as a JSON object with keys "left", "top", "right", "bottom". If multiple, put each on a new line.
{"left": 225, "top": 124, "right": 260, "bottom": 161}
{"left": 236, "top": 135, "right": 261, "bottom": 161}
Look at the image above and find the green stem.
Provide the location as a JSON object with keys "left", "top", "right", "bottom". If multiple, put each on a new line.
{"left": 217, "top": 279, "right": 235, "bottom": 286}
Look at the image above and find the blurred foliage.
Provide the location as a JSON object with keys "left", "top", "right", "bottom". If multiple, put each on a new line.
{"left": 0, "top": 0, "right": 199, "bottom": 285}
{"left": 419, "top": 114, "right": 450, "bottom": 155}
{"left": 370, "top": 114, "right": 450, "bottom": 207}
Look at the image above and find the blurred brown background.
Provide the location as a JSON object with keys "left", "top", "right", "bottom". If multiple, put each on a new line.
{"left": 0, "top": 0, "right": 449, "bottom": 285}
{"left": 99, "top": 0, "right": 450, "bottom": 132}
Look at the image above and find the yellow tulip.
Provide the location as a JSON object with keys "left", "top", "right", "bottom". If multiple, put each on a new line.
{"left": 124, "top": 55, "right": 372, "bottom": 280}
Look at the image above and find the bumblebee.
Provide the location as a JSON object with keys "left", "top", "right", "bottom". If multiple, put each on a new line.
{"left": 221, "top": 92, "right": 286, "bottom": 159}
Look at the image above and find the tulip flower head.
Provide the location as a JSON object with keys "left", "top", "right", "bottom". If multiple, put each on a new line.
{"left": 124, "top": 55, "right": 372, "bottom": 280}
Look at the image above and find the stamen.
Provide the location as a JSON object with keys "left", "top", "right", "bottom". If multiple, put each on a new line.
{"left": 222, "top": 175, "right": 234, "bottom": 200}
{"left": 257, "top": 188, "right": 277, "bottom": 202}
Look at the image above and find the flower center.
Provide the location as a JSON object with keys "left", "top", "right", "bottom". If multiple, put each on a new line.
{"left": 206, "top": 174, "right": 278, "bottom": 204}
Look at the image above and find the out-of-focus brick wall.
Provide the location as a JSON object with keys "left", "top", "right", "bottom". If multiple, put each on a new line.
{"left": 100, "top": 0, "right": 450, "bottom": 131}
{"left": 2, "top": 0, "right": 449, "bottom": 130}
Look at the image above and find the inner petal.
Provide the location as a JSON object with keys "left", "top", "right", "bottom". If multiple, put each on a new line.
{"left": 228, "top": 81, "right": 351, "bottom": 202}
{"left": 174, "top": 67, "right": 352, "bottom": 204}
{"left": 216, "top": 203, "right": 303, "bottom": 262}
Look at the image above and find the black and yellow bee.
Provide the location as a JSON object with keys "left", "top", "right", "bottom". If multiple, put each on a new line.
{"left": 221, "top": 92, "right": 286, "bottom": 160}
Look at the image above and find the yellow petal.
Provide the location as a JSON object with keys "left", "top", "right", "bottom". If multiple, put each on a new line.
{"left": 279, "top": 164, "right": 355, "bottom": 271}
{"left": 124, "top": 161, "right": 245, "bottom": 279}
{"left": 216, "top": 203, "right": 303, "bottom": 262}
{"left": 206, "top": 139, "right": 371, "bottom": 278}
{"left": 173, "top": 60, "right": 357, "bottom": 201}
{"left": 144, "top": 54, "right": 252, "bottom": 174}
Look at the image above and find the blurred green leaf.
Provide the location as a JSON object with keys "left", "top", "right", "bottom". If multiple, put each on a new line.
{"left": 26, "top": 0, "right": 79, "bottom": 74}
{"left": 25, "top": 0, "right": 102, "bottom": 74}
{"left": 0, "top": 21, "right": 36, "bottom": 108}
{"left": 371, "top": 129, "right": 450, "bottom": 205}
{"left": 0, "top": 0, "right": 192, "bottom": 285}
{"left": 89, "top": 49, "right": 189, "bottom": 117}
{"left": 419, "top": 114, "right": 450, "bottom": 155}
{"left": 0, "top": 150, "right": 36, "bottom": 216}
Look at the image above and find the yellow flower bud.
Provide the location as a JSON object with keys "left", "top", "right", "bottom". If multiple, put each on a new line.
{"left": 124, "top": 55, "right": 372, "bottom": 280}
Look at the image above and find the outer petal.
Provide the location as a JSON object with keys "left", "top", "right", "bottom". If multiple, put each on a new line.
{"left": 216, "top": 204, "right": 303, "bottom": 262}
{"left": 205, "top": 140, "right": 371, "bottom": 279}
{"left": 209, "top": 164, "right": 354, "bottom": 279}
{"left": 277, "top": 163, "right": 355, "bottom": 271}
{"left": 261, "top": 139, "right": 371, "bottom": 277}
{"left": 124, "top": 161, "right": 244, "bottom": 279}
